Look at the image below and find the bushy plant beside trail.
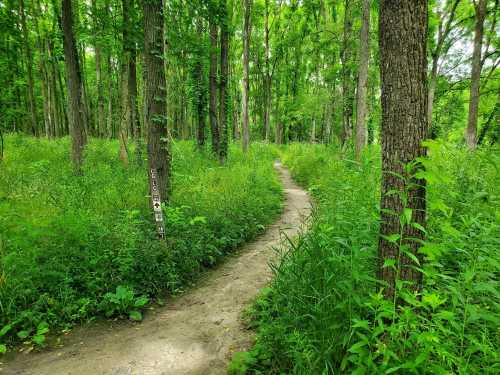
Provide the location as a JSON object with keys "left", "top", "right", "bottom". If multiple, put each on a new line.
{"left": 0, "top": 135, "right": 282, "bottom": 351}
{"left": 233, "top": 142, "right": 499, "bottom": 375}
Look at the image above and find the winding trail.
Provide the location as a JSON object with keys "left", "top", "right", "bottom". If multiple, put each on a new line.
{"left": 2, "top": 162, "right": 311, "bottom": 375}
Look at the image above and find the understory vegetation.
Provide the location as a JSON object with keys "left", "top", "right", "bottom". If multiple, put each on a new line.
{"left": 232, "top": 142, "right": 499, "bottom": 375}
{"left": 0, "top": 135, "right": 282, "bottom": 350}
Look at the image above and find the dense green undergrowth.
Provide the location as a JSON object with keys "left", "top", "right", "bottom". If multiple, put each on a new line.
{"left": 0, "top": 135, "right": 282, "bottom": 351}
{"left": 233, "top": 142, "right": 499, "bottom": 375}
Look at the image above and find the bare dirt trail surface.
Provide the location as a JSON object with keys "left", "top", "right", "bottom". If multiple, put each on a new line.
{"left": 2, "top": 162, "right": 311, "bottom": 375}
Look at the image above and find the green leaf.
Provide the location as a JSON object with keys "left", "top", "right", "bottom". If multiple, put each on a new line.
{"left": 0, "top": 344, "right": 6, "bottom": 354}
{"left": 17, "top": 330, "right": 30, "bottom": 339}
{"left": 383, "top": 233, "right": 400, "bottom": 243}
{"left": 32, "top": 335, "right": 46, "bottom": 346}
{"left": 403, "top": 208, "right": 413, "bottom": 225}
{"left": 0, "top": 324, "right": 12, "bottom": 338}
{"left": 129, "top": 310, "right": 143, "bottom": 321}
{"left": 134, "top": 296, "right": 149, "bottom": 308}
{"left": 411, "top": 222, "right": 426, "bottom": 233}
{"left": 383, "top": 258, "right": 396, "bottom": 269}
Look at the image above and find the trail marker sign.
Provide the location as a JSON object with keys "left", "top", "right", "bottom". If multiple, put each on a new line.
{"left": 150, "top": 168, "right": 166, "bottom": 239}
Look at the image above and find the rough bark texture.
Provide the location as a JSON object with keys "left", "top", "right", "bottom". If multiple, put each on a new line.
{"left": 378, "top": 0, "right": 428, "bottom": 300}
{"left": 19, "top": 0, "right": 38, "bottom": 136}
{"left": 355, "top": 0, "right": 371, "bottom": 159}
{"left": 61, "top": 0, "right": 87, "bottom": 173}
{"left": 242, "top": 0, "right": 252, "bottom": 153}
{"left": 465, "top": 0, "right": 486, "bottom": 149}
{"left": 143, "top": 0, "right": 170, "bottom": 204}
{"left": 219, "top": 0, "right": 229, "bottom": 163}
{"left": 209, "top": 17, "right": 219, "bottom": 156}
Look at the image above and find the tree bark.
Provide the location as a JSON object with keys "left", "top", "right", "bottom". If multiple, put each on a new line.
{"left": 92, "top": 0, "right": 106, "bottom": 137}
{"left": 263, "top": 0, "right": 271, "bottom": 141}
{"left": 143, "top": 0, "right": 170, "bottom": 202}
{"left": 61, "top": 0, "right": 87, "bottom": 173}
{"left": 378, "top": 0, "right": 428, "bottom": 301}
{"left": 19, "top": 0, "right": 38, "bottom": 136}
{"left": 355, "top": 0, "right": 371, "bottom": 159}
{"left": 195, "top": 18, "right": 206, "bottom": 149}
{"left": 242, "top": 0, "right": 252, "bottom": 153}
{"left": 209, "top": 11, "right": 220, "bottom": 156}
{"left": 465, "top": 0, "right": 486, "bottom": 149}
{"left": 219, "top": 0, "right": 229, "bottom": 163}
{"left": 340, "top": 0, "right": 354, "bottom": 147}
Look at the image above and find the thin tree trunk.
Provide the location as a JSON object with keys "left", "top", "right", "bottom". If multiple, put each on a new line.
{"left": 119, "top": 0, "right": 132, "bottom": 165}
{"left": 465, "top": 0, "right": 486, "bottom": 149}
{"left": 242, "top": 0, "right": 252, "bottom": 153}
{"left": 106, "top": 53, "right": 114, "bottom": 138}
{"left": 61, "top": 0, "right": 87, "bottom": 173}
{"left": 209, "top": 14, "right": 219, "bottom": 156}
{"left": 19, "top": 0, "right": 38, "bottom": 136}
{"left": 92, "top": 0, "right": 105, "bottom": 137}
{"left": 340, "top": 0, "right": 354, "bottom": 147}
{"left": 378, "top": 0, "right": 428, "bottom": 301}
{"left": 355, "top": 0, "right": 371, "bottom": 159}
{"left": 219, "top": 0, "right": 229, "bottom": 163}
{"left": 195, "top": 18, "right": 206, "bottom": 149}
{"left": 264, "top": 0, "right": 271, "bottom": 141}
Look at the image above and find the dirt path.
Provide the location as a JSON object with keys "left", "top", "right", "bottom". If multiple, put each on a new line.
{"left": 2, "top": 163, "right": 310, "bottom": 375}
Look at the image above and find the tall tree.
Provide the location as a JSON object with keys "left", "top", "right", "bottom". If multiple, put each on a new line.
{"left": 143, "top": 0, "right": 170, "bottom": 202}
{"left": 208, "top": 4, "right": 219, "bottom": 156}
{"left": 92, "top": 0, "right": 106, "bottom": 137}
{"left": 378, "top": 0, "right": 428, "bottom": 300}
{"left": 61, "top": 0, "right": 87, "bottom": 173}
{"left": 340, "top": 0, "right": 354, "bottom": 147}
{"left": 465, "top": 0, "right": 486, "bottom": 149}
{"left": 218, "top": 0, "right": 229, "bottom": 162}
{"left": 242, "top": 0, "right": 252, "bottom": 153}
{"left": 428, "top": 0, "right": 461, "bottom": 132}
{"left": 355, "top": 0, "right": 371, "bottom": 159}
{"left": 194, "top": 17, "right": 206, "bottom": 149}
{"left": 19, "top": 0, "right": 38, "bottom": 136}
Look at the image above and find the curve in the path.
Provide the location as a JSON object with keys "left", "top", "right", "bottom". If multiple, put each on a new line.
{"left": 2, "top": 162, "right": 310, "bottom": 375}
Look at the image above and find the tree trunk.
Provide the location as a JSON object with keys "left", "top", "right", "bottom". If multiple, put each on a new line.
{"left": 92, "top": 0, "right": 106, "bottom": 137}
{"left": 19, "top": 0, "right": 38, "bottom": 136}
{"left": 378, "top": 0, "right": 428, "bottom": 301}
{"left": 209, "top": 13, "right": 219, "bottom": 156}
{"left": 61, "top": 0, "right": 87, "bottom": 173}
{"left": 242, "top": 0, "right": 252, "bottom": 153}
{"left": 143, "top": 0, "right": 170, "bottom": 201}
{"left": 340, "top": 0, "right": 354, "bottom": 147}
{"left": 119, "top": 0, "right": 133, "bottom": 166}
{"left": 263, "top": 0, "right": 271, "bottom": 141}
{"left": 465, "top": 0, "right": 486, "bottom": 150}
{"left": 194, "top": 18, "right": 206, "bottom": 149}
{"left": 355, "top": 0, "right": 371, "bottom": 159}
{"left": 219, "top": 0, "right": 229, "bottom": 163}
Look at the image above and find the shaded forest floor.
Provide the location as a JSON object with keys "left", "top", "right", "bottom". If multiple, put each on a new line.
{"left": 2, "top": 162, "right": 311, "bottom": 375}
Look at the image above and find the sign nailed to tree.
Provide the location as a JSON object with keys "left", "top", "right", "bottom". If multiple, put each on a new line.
{"left": 150, "top": 168, "right": 166, "bottom": 239}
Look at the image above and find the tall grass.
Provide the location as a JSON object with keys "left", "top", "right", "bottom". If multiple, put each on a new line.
{"left": 236, "top": 142, "right": 499, "bottom": 374}
{"left": 0, "top": 135, "right": 283, "bottom": 349}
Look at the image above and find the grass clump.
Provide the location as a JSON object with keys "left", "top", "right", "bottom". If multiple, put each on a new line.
{"left": 237, "top": 142, "right": 499, "bottom": 374}
{"left": 0, "top": 135, "right": 282, "bottom": 350}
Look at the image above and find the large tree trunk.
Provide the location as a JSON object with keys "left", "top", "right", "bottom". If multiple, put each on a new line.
{"left": 242, "top": 0, "right": 252, "bottom": 153}
{"left": 209, "top": 13, "right": 219, "bottom": 156}
{"left": 354, "top": 0, "right": 371, "bottom": 159}
{"left": 143, "top": 0, "right": 170, "bottom": 204}
{"left": 19, "top": 0, "right": 38, "bottom": 136}
{"left": 61, "top": 0, "right": 87, "bottom": 173}
{"left": 378, "top": 0, "right": 428, "bottom": 301}
{"left": 465, "top": 0, "right": 486, "bottom": 150}
{"left": 219, "top": 0, "right": 229, "bottom": 163}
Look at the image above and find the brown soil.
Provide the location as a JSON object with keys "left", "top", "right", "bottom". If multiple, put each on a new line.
{"left": 1, "top": 162, "right": 310, "bottom": 375}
